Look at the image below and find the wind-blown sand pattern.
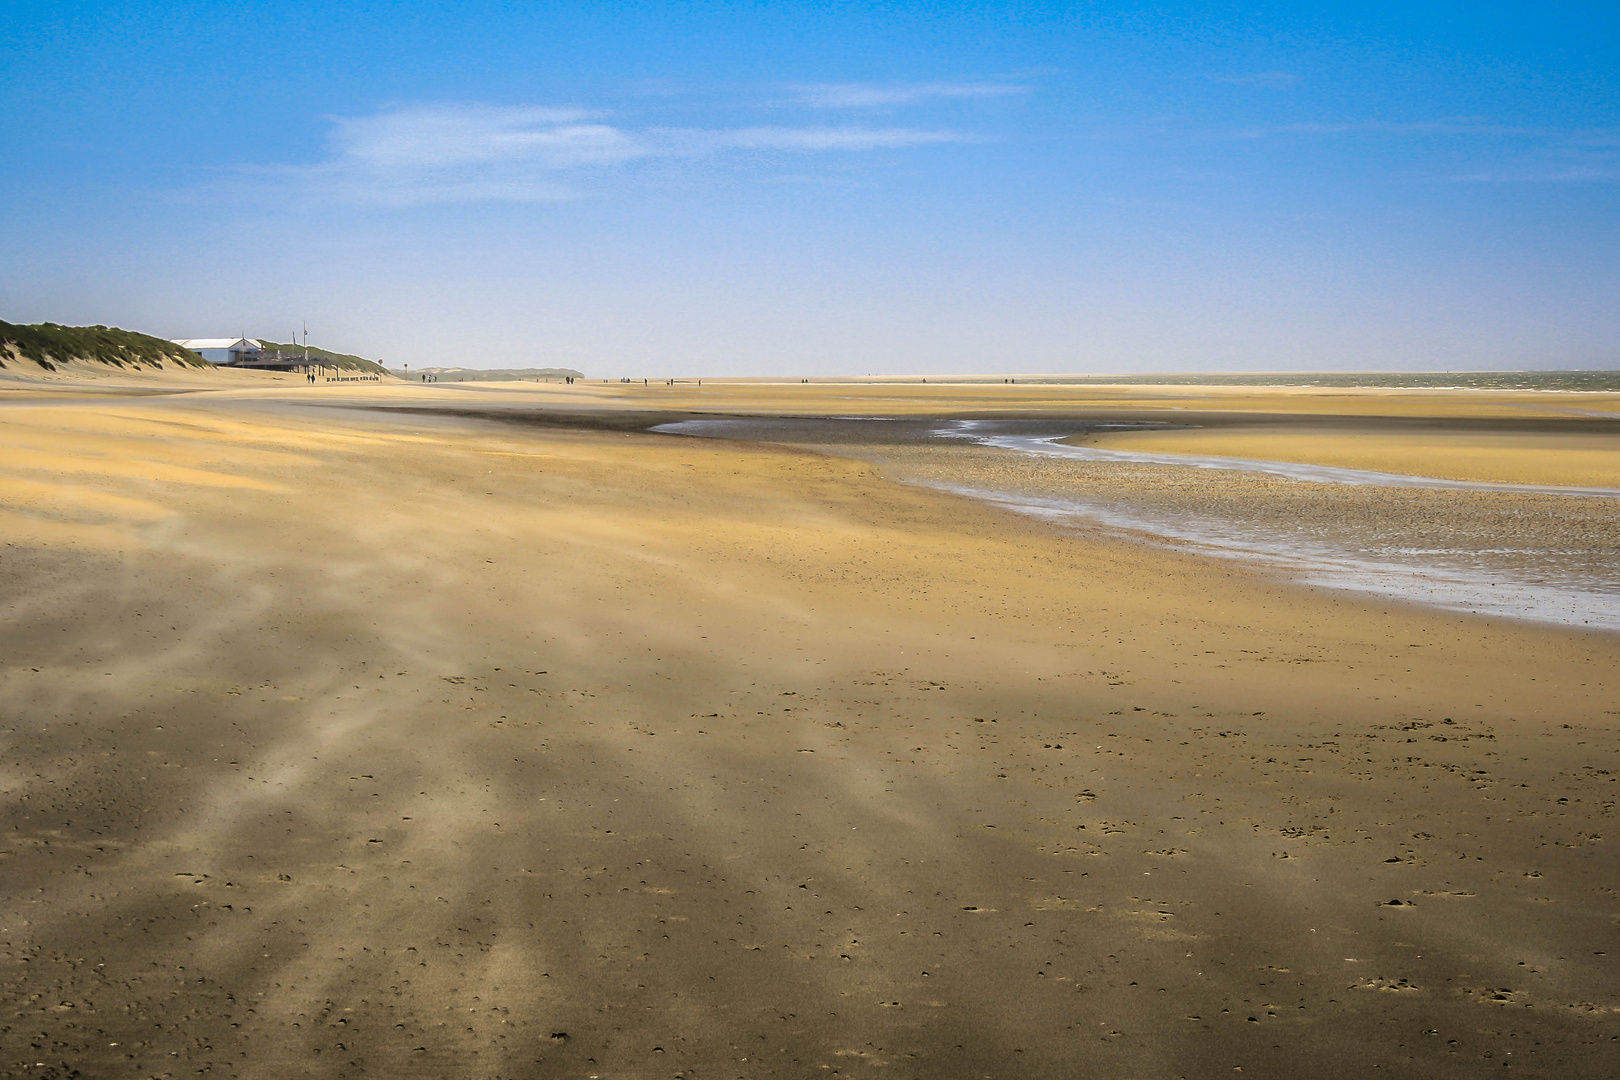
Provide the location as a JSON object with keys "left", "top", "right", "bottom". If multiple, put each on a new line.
{"left": 2, "top": 374, "right": 1618, "bottom": 1079}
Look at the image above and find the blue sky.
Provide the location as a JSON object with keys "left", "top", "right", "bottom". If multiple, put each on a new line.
{"left": 2, "top": 1, "right": 1617, "bottom": 375}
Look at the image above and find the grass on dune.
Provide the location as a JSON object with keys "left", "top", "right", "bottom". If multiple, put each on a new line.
{"left": 253, "top": 341, "right": 388, "bottom": 373}
{"left": 0, "top": 321, "right": 210, "bottom": 371}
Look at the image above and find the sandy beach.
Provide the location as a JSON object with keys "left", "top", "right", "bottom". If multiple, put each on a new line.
{"left": 3, "top": 374, "right": 1618, "bottom": 1078}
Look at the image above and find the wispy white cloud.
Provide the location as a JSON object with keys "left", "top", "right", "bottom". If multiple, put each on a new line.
{"left": 792, "top": 81, "right": 1028, "bottom": 108}
{"left": 330, "top": 105, "right": 633, "bottom": 169}
{"left": 663, "top": 125, "right": 968, "bottom": 151}
{"left": 1228, "top": 119, "right": 1620, "bottom": 143}
{"left": 1215, "top": 116, "right": 1620, "bottom": 183}
{"left": 1214, "top": 71, "right": 1298, "bottom": 87}
{"left": 1453, "top": 136, "right": 1620, "bottom": 183}
{"left": 1456, "top": 165, "right": 1620, "bottom": 183}
{"left": 269, "top": 103, "right": 970, "bottom": 205}
{"left": 1230, "top": 118, "right": 1547, "bottom": 139}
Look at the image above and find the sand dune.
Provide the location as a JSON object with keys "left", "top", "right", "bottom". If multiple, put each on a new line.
{"left": 2, "top": 379, "right": 1617, "bottom": 1078}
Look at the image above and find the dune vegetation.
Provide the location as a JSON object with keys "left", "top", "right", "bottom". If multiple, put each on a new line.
{"left": 0, "top": 320, "right": 210, "bottom": 371}
{"left": 253, "top": 340, "right": 389, "bottom": 373}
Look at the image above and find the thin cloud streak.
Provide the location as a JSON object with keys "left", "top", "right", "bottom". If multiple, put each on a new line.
{"left": 1456, "top": 166, "right": 1620, "bottom": 182}
{"left": 792, "top": 81, "right": 1028, "bottom": 107}
{"left": 330, "top": 105, "right": 614, "bottom": 167}
{"left": 1220, "top": 118, "right": 1620, "bottom": 182}
{"left": 661, "top": 125, "right": 968, "bottom": 151}
{"left": 1232, "top": 119, "right": 1542, "bottom": 139}
{"left": 1228, "top": 119, "right": 1620, "bottom": 141}
{"left": 267, "top": 103, "right": 971, "bottom": 205}
{"left": 1214, "top": 71, "right": 1298, "bottom": 87}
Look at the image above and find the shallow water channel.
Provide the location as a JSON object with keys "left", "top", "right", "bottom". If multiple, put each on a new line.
{"left": 656, "top": 416, "right": 1620, "bottom": 632}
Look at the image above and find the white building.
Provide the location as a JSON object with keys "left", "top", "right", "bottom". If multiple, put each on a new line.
{"left": 172, "top": 338, "right": 263, "bottom": 365}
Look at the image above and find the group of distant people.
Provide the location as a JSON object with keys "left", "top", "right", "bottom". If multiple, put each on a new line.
{"left": 298, "top": 371, "right": 378, "bottom": 383}
{"left": 400, "top": 373, "right": 580, "bottom": 384}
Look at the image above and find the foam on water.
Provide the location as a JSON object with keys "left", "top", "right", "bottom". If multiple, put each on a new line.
{"left": 934, "top": 420, "right": 1620, "bottom": 499}
{"left": 656, "top": 417, "right": 1620, "bottom": 631}
{"left": 917, "top": 480, "right": 1620, "bottom": 632}
{"left": 930, "top": 421, "right": 1620, "bottom": 630}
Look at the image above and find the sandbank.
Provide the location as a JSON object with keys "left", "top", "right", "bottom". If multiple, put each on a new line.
{"left": 1, "top": 378, "right": 1616, "bottom": 1078}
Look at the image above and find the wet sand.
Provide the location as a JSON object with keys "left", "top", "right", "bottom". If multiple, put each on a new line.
{"left": 1085, "top": 425, "right": 1620, "bottom": 490}
{"left": 659, "top": 414, "right": 1620, "bottom": 630}
{"left": 2, "top": 376, "right": 1618, "bottom": 1078}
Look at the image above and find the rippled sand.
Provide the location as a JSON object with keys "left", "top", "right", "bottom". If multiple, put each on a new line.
{"left": 3, "top": 375, "right": 1618, "bottom": 1078}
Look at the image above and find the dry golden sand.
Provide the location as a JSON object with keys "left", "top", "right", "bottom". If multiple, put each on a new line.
{"left": 2, "top": 375, "right": 1618, "bottom": 1078}
{"left": 0, "top": 356, "right": 304, "bottom": 394}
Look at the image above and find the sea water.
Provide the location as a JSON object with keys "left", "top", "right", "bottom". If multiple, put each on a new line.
{"left": 655, "top": 418, "right": 1620, "bottom": 632}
